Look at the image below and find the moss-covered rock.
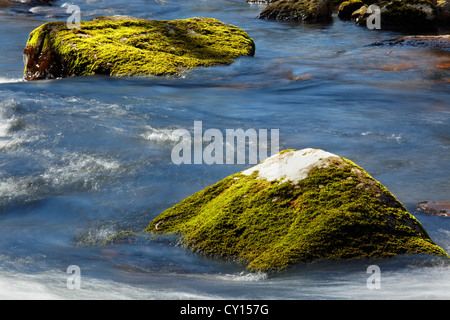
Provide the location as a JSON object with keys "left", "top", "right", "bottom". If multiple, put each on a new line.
{"left": 380, "top": 0, "right": 439, "bottom": 31}
{"left": 143, "top": 148, "right": 448, "bottom": 272}
{"left": 338, "top": 0, "right": 365, "bottom": 19}
{"left": 337, "top": 0, "right": 441, "bottom": 31}
{"left": 23, "top": 16, "right": 255, "bottom": 81}
{"left": 437, "top": 0, "right": 450, "bottom": 24}
{"left": 257, "top": 0, "right": 334, "bottom": 22}
{"left": 351, "top": 4, "right": 370, "bottom": 24}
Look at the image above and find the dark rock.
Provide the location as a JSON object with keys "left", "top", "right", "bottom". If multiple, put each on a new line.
{"left": 351, "top": 5, "right": 370, "bottom": 24}
{"left": 257, "top": 0, "right": 334, "bottom": 22}
{"left": 380, "top": 0, "right": 439, "bottom": 31}
{"left": 437, "top": 0, "right": 450, "bottom": 24}
{"left": 337, "top": 0, "right": 443, "bottom": 31}
{"left": 338, "top": 0, "right": 365, "bottom": 19}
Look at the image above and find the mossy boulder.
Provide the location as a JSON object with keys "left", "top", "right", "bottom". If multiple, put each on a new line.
{"left": 23, "top": 16, "right": 255, "bottom": 81}
{"left": 338, "top": 0, "right": 365, "bottom": 19}
{"left": 338, "top": 0, "right": 440, "bottom": 31}
{"left": 257, "top": 0, "right": 334, "bottom": 22}
{"left": 350, "top": 5, "right": 370, "bottom": 24}
{"left": 379, "top": 0, "right": 439, "bottom": 31}
{"left": 437, "top": 0, "right": 450, "bottom": 24}
{"left": 143, "top": 148, "right": 448, "bottom": 272}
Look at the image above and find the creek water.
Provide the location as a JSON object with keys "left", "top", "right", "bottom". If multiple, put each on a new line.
{"left": 0, "top": 0, "right": 449, "bottom": 299}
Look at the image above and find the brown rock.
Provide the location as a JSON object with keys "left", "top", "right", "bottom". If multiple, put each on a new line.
{"left": 416, "top": 201, "right": 450, "bottom": 217}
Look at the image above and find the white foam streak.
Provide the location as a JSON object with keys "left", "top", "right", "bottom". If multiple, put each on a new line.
{"left": 215, "top": 271, "right": 268, "bottom": 282}
{"left": 0, "top": 270, "right": 221, "bottom": 300}
{"left": 140, "top": 125, "right": 181, "bottom": 143}
{"left": 0, "top": 78, "right": 23, "bottom": 84}
{"left": 0, "top": 152, "right": 123, "bottom": 198}
{"left": 0, "top": 98, "right": 18, "bottom": 137}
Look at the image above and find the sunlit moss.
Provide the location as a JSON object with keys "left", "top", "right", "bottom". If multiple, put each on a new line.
{"left": 23, "top": 17, "right": 255, "bottom": 80}
{"left": 144, "top": 152, "right": 448, "bottom": 272}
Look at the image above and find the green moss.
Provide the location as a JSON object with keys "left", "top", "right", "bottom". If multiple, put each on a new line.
{"left": 24, "top": 17, "right": 255, "bottom": 80}
{"left": 279, "top": 148, "right": 297, "bottom": 154}
{"left": 145, "top": 155, "right": 448, "bottom": 272}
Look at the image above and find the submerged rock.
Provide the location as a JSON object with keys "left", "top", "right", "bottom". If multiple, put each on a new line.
{"left": 368, "top": 35, "right": 450, "bottom": 49}
{"left": 416, "top": 201, "right": 450, "bottom": 217}
{"left": 143, "top": 148, "right": 448, "bottom": 272}
{"left": 23, "top": 16, "right": 255, "bottom": 81}
{"left": 257, "top": 0, "right": 334, "bottom": 22}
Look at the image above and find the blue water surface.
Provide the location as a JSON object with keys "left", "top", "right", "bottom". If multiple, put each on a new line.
{"left": 0, "top": 0, "right": 449, "bottom": 299}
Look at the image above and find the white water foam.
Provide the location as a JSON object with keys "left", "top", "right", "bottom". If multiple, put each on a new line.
{"left": 0, "top": 269, "right": 223, "bottom": 300}
{"left": 0, "top": 78, "right": 23, "bottom": 84}
{"left": 0, "top": 98, "right": 37, "bottom": 151}
{"left": 140, "top": 125, "right": 182, "bottom": 143}
{"left": 0, "top": 151, "right": 124, "bottom": 199}
{"left": 0, "top": 98, "right": 19, "bottom": 137}
{"left": 214, "top": 271, "right": 268, "bottom": 282}
{"left": 75, "top": 224, "right": 118, "bottom": 247}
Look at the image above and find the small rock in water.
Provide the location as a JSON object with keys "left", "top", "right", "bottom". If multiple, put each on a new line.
{"left": 336, "top": 0, "right": 446, "bottom": 32}
{"left": 416, "top": 201, "right": 450, "bottom": 217}
{"left": 369, "top": 35, "right": 450, "bottom": 50}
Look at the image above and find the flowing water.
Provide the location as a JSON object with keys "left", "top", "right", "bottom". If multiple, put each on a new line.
{"left": 0, "top": 0, "right": 449, "bottom": 300}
